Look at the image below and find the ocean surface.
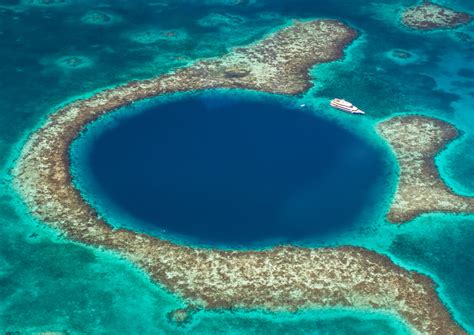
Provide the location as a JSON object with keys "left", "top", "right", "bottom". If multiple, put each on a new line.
{"left": 1, "top": 0, "right": 473, "bottom": 334}
{"left": 71, "top": 92, "right": 389, "bottom": 247}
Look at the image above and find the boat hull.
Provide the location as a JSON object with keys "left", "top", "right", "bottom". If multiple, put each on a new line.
{"left": 330, "top": 100, "right": 365, "bottom": 115}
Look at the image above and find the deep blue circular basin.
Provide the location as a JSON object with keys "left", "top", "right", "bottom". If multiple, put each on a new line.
{"left": 72, "top": 92, "right": 389, "bottom": 246}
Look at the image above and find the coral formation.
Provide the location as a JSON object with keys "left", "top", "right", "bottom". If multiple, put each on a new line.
{"left": 385, "top": 49, "right": 421, "bottom": 65}
{"left": 126, "top": 29, "right": 189, "bottom": 44}
{"left": 197, "top": 13, "right": 245, "bottom": 28}
{"left": 167, "top": 305, "right": 199, "bottom": 326}
{"left": 378, "top": 116, "right": 474, "bottom": 223}
{"left": 55, "top": 56, "right": 92, "bottom": 69}
{"left": 81, "top": 10, "right": 115, "bottom": 25}
{"left": 402, "top": 1, "right": 472, "bottom": 30}
{"left": 22, "top": 0, "right": 68, "bottom": 7}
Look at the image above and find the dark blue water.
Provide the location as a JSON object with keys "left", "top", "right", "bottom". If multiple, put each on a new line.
{"left": 73, "top": 93, "right": 387, "bottom": 246}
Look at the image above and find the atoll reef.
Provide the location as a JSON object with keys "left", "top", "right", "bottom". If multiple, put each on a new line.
{"left": 13, "top": 20, "right": 468, "bottom": 334}
{"left": 402, "top": 1, "right": 472, "bottom": 30}
{"left": 379, "top": 116, "right": 474, "bottom": 223}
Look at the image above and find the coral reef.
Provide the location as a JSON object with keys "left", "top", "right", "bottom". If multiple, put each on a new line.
{"left": 22, "top": 0, "right": 69, "bottom": 7}
{"left": 197, "top": 13, "right": 245, "bottom": 28}
{"left": 385, "top": 49, "right": 421, "bottom": 65}
{"left": 167, "top": 305, "right": 199, "bottom": 326}
{"left": 55, "top": 56, "right": 92, "bottom": 69}
{"left": 402, "top": 1, "right": 472, "bottom": 30}
{"left": 126, "top": 29, "right": 189, "bottom": 44}
{"left": 392, "top": 49, "right": 412, "bottom": 59}
{"left": 81, "top": 10, "right": 116, "bottom": 25}
{"left": 378, "top": 116, "right": 474, "bottom": 223}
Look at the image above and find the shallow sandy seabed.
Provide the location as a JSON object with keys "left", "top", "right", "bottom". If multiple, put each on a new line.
{"left": 12, "top": 20, "right": 468, "bottom": 334}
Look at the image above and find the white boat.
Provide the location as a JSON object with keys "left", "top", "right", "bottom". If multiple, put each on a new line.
{"left": 330, "top": 98, "right": 365, "bottom": 115}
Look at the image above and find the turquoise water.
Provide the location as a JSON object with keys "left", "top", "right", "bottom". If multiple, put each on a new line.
{"left": 1, "top": 0, "right": 474, "bottom": 333}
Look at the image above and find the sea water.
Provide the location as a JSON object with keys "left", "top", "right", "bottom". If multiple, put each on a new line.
{"left": 71, "top": 91, "right": 389, "bottom": 247}
{"left": 1, "top": 0, "right": 474, "bottom": 333}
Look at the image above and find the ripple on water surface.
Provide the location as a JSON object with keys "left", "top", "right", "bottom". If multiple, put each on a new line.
{"left": 71, "top": 92, "right": 390, "bottom": 247}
